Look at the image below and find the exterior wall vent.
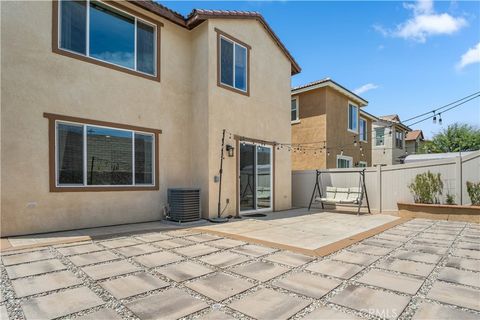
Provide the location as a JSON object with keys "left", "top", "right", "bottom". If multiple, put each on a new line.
{"left": 167, "top": 188, "right": 201, "bottom": 222}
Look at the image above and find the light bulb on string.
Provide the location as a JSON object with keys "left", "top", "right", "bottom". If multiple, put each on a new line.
{"left": 438, "top": 113, "right": 442, "bottom": 125}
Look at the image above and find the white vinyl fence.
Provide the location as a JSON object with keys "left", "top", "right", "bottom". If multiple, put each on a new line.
{"left": 292, "top": 151, "right": 480, "bottom": 213}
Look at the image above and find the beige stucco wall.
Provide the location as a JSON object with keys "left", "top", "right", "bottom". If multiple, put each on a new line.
{"left": 1, "top": 1, "right": 293, "bottom": 236}
{"left": 291, "top": 87, "right": 372, "bottom": 170}
{"left": 372, "top": 123, "right": 406, "bottom": 165}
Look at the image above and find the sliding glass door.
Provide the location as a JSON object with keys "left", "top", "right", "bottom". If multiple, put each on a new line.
{"left": 239, "top": 142, "right": 272, "bottom": 212}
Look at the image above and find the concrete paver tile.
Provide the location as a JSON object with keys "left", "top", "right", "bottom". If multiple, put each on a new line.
{"left": 154, "top": 238, "right": 195, "bottom": 249}
{"left": 427, "top": 281, "right": 480, "bottom": 311}
{"left": 230, "top": 261, "right": 289, "bottom": 282}
{"left": 133, "top": 251, "right": 183, "bottom": 268}
{"left": 412, "top": 302, "right": 479, "bottom": 320}
{"left": 347, "top": 244, "right": 392, "bottom": 256}
{"left": 231, "top": 244, "right": 277, "bottom": 257}
{"left": 437, "top": 267, "right": 480, "bottom": 288}
{"left": 186, "top": 272, "right": 254, "bottom": 301}
{"left": 357, "top": 269, "right": 423, "bottom": 295}
{"left": 82, "top": 260, "right": 141, "bottom": 280}
{"left": 2, "top": 250, "right": 54, "bottom": 266}
{"left": 76, "top": 308, "right": 123, "bottom": 320}
{"left": 229, "top": 288, "right": 310, "bottom": 320}
{"left": 100, "top": 272, "right": 168, "bottom": 299}
{"left": 306, "top": 260, "right": 363, "bottom": 279}
{"left": 100, "top": 238, "right": 143, "bottom": 249}
{"left": 57, "top": 244, "right": 104, "bottom": 256}
{"left": 199, "top": 252, "right": 250, "bottom": 268}
{"left": 174, "top": 244, "right": 220, "bottom": 258}
{"left": 274, "top": 272, "right": 341, "bottom": 298}
{"left": 125, "top": 288, "right": 208, "bottom": 320}
{"left": 184, "top": 234, "right": 221, "bottom": 243}
{"left": 6, "top": 259, "right": 66, "bottom": 279}
{"left": 157, "top": 261, "right": 214, "bottom": 282}
{"left": 113, "top": 244, "right": 161, "bottom": 257}
{"left": 392, "top": 250, "right": 441, "bottom": 264}
{"left": 333, "top": 251, "right": 379, "bottom": 266}
{"left": 263, "top": 251, "right": 314, "bottom": 267}
{"left": 377, "top": 258, "right": 435, "bottom": 277}
{"left": 206, "top": 238, "right": 246, "bottom": 249}
{"left": 453, "top": 248, "right": 480, "bottom": 260}
{"left": 445, "top": 256, "right": 480, "bottom": 272}
{"left": 302, "top": 306, "right": 362, "bottom": 320}
{"left": 200, "top": 310, "right": 235, "bottom": 320}
{"left": 68, "top": 251, "right": 119, "bottom": 267}
{"left": 330, "top": 284, "right": 410, "bottom": 320}
{"left": 135, "top": 233, "right": 172, "bottom": 242}
{"left": 21, "top": 287, "right": 103, "bottom": 320}
{"left": 12, "top": 270, "right": 82, "bottom": 298}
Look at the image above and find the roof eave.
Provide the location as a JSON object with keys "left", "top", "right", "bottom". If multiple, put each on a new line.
{"left": 292, "top": 79, "right": 368, "bottom": 106}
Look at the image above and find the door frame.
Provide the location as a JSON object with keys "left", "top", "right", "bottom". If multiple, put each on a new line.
{"left": 235, "top": 136, "right": 275, "bottom": 215}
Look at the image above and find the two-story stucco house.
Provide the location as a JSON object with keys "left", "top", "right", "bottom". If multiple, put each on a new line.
{"left": 1, "top": 0, "right": 301, "bottom": 236}
{"left": 405, "top": 130, "right": 426, "bottom": 155}
{"left": 371, "top": 115, "right": 412, "bottom": 166}
{"left": 291, "top": 78, "right": 376, "bottom": 170}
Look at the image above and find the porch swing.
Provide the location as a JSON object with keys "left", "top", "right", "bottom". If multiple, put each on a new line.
{"left": 308, "top": 169, "right": 371, "bottom": 215}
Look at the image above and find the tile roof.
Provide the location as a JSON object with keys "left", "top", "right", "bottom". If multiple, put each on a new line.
{"left": 379, "top": 114, "right": 400, "bottom": 122}
{"left": 131, "top": 1, "right": 301, "bottom": 75}
{"left": 291, "top": 78, "right": 368, "bottom": 105}
{"left": 406, "top": 130, "right": 424, "bottom": 141}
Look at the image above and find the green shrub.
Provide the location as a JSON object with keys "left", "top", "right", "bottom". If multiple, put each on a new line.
{"left": 408, "top": 171, "right": 443, "bottom": 204}
{"left": 466, "top": 181, "right": 480, "bottom": 206}
{"left": 445, "top": 194, "right": 456, "bottom": 205}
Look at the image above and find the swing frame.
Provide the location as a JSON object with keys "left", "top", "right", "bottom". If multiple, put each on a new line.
{"left": 308, "top": 169, "right": 371, "bottom": 215}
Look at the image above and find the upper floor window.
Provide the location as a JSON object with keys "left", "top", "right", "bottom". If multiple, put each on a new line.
{"left": 375, "top": 128, "right": 384, "bottom": 146}
{"left": 216, "top": 29, "right": 250, "bottom": 95}
{"left": 348, "top": 103, "right": 358, "bottom": 132}
{"left": 337, "top": 155, "right": 353, "bottom": 168}
{"left": 291, "top": 98, "right": 299, "bottom": 122}
{"left": 395, "top": 130, "right": 404, "bottom": 149}
{"left": 58, "top": 0, "right": 158, "bottom": 78}
{"left": 359, "top": 118, "right": 367, "bottom": 142}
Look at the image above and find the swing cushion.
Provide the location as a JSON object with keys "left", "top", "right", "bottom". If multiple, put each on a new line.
{"left": 334, "top": 188, "right": 349, "bottom": 202}
{"left": 316, "top": 186, "right": 336, "bottom": 202}
{"left": 340, "top": 187, "right": 362, "bottom": 204}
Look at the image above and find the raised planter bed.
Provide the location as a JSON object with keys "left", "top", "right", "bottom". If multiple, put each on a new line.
{"left": 397, "top": 202, "right": 480, "bottom": 223}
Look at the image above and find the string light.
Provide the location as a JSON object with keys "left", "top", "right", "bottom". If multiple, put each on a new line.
{"left": 432, "top": 112, "right": 437, "bottom": 124}
{"left": 438, "top": 113, "right": 442, "bottom": 125}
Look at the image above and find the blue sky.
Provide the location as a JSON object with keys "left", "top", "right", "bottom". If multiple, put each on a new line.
{"left": 164, "top": 0, "right": 480, "bottom": 138}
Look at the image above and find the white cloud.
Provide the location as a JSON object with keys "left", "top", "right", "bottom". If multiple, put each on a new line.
{"left": 354, "top": 83, "right": 379, "bottom": 95}
{"left": 457, "top": 42, "right": 480, "bottom": 69}
{"left": 375, "top": 0, "right": 467, "bottom": 42}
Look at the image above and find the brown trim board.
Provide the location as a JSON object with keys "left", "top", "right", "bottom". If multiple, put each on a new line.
{"left": 44, "top": 113, "right": 161, "bottom": 192}
{"left": 194, "top": 217, "right": 411, "bottom": 257}
{"left": 215, "top": 28, "right": 251, "bottom": 97}
{"left": 52, "top": 0, "right": 162, "bottom": 82}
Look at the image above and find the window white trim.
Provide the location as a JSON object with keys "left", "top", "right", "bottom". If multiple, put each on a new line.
{"left": 291, "top": 96, "right": 299, "bottom": 123}
{"left": 58, "top": 0, "right": 158, "bottom": 77}
{"left": 347, "top": 101, "right": 359, "bottom": 134}
{"left": 219, "top": 35, "right": 248, "bottom": 93}
{"left": 336, "top": 155, "right": 353, "bottom": 168}
{"left": 55, "top": 120, "right": 155, "bottom": 188}
{"left": 359, "top": 117, "right": 368, "bottom": 143}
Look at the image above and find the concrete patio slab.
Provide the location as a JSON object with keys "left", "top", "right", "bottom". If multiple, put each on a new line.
{"left": 199, "top": 252, "right": 250, "bottom": 268}
{"left": 302, "top": 306, "right": 362, "bottom": 320}
{"left": 404, "top": 243, "right": 449, "bottom": 255}
{"left": 174, "top": 244, "right": 220, "bottom": 257}
{"left": 274, "top": 272, "right": 341, "bottom": 298}
{"left": 332, "top": 251, "right": 379, "bottom": 266}
{"left": 12, "top": 270, "right": 82, "bottom": 298}
{"left": 445, "top": 256, "right": 480, "bottom": 272}
{"left": 68, "top": 250, "right": 119, "bottom": 267}
{"left": 427, "top": 281, "right": 480, "bottom": 311}
{"left": 307, "top": 260, "right": 363, "bottom": 279}
{"left": 77, "top": 309, "right": 122, "bottom": 320}
{"left": 201, "top": 310, "right": 235, "bottom": 320}
{"left": 125, "top": 288, "right": 208, "bottom": 320}
{"left": 1, "top": 306, "right": 8, "bottom": 320}
{"left": 357, "top": 269, "right": 424, "bottom": 295}
{"left": 133, "top": 251, "right": 183, "bottom": 268}
{"left": 20, "top": 287, "right": 104, "bottom": 320}
{"left": 82, "top": 260, "right": 141, "bottom": 280}
{"left": 377, "top": 258, "right": 435, "bottom": 277}
{"left": 230, "top": 261, "right": 289, "bottom": 282}
{"left": 5, "top": 259, "right": 66, "bottom": 279}
{"left": 100, "top": 238, "right": 143, "bottom": 249}
{"left": 206, "top": 238, "right": 246, "bottom": 249}
{"left": 229, "top": 288, "right": 310, "bottom": 320}
{"left": 186, "top": 272, "right": 254, "bottom": 301}
{"left": 231, "top": 244, "right": 277, "bottom": 257}
{"left": 453, "top": 248, "right": 480, "bottom": 259}
{"left": 264, "top": 251, "right": 314, "bottom": 267}
{"left": 100, "top": 272, "right": 168, "bottom": 299}
{"left": 456, "top": 241, "right": 480, "bottom": 250}
{"left": 154, "top": 238, "right": 195, "bottom": 249}
{"left": 392, "top": 250, "right": 441, "bottom": 264}
{"left": 330, "top": 284, "right": 410, "bottom": 320}
{"left": 184, "top": 234, "right": 221, "bottom": 243}
{"left": 347, "top": 244, "right": 393, "bottom": 256}
{"left": 157, "top": 261, "right": 214, "bottom": 282}
{"left": 113, "top": 244, "right": 161, "bottom": 257}
{"left": 135, "top": 233, "right": 172, "bottom": 242}
{"left": 362, "top": 238, "right": 399, "bottom": 248}
{"left": 412, "top": 302, "right": 479, "bottom": 320}
{"left": 2, "top": 250, "right": 54, "bottom": 266}
{"left": 57, "top": 243, "right": 103, "bottom": 256}
{"left": 437, "top": 267, "right": 480, "bottom": 288}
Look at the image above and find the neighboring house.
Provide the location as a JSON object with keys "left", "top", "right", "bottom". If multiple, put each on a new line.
{"left": 372, "top": 115, "right": 411, "bottom": 166}
{"left": 405, "top": 130, "right": 425, "bottom": 155}
{"left": 291, "top": 78, "right": 375, "bottom": 170}
{"left": 1, "top": 0, "right": 301, "bottom": 236}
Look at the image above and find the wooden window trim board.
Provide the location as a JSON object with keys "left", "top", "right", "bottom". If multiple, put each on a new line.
{"left": 52, "top": 0, "right": 163, "bottom": 82}
{"left": 44, "top": 112, "right": 161, "bottom": 192}
{"left": 215, "top": 28, "right": 251, "bottom": 97}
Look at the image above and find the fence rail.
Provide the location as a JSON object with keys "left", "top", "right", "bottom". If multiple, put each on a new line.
{"left": 292, "top": 151, "right": 480, "bottom": 212}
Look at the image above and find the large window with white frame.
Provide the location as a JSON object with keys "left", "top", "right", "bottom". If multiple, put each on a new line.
{"left": 359, "top": 117, "right": 367, "bottom": 142}
{"left": 56, "top": 121, "right": 155, "bottom": 187}
{"left": 58, "top": 0, "right": 157, "bottom": 77}
{"left": 348, "top": 102, "right": 358, "bottom": 132}
{"left": 375, "top": 128, "right": 385, "bottom": 146}
{"left": 291, "top": 97, "right": 299, "bottom": 122}
{"left": 336, "top": 155, "right": 353, "bottom": 168}
{"left": 358, "top": 161, "right": 367, "bottom": 168}
{"left": 218, "top": 30, "right": 249, "bottom": 94}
